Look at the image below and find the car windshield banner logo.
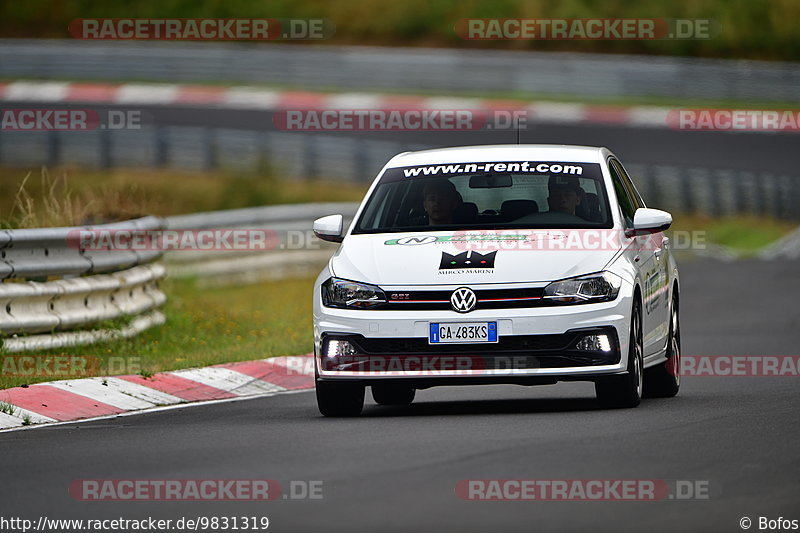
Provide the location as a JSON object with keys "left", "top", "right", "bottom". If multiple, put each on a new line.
{"left": 450, "top": 288, "right": 477, "bottom": 313}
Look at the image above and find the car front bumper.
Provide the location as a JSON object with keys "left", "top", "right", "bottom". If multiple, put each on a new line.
{"left": 314, "top": 282, "right": 634, "bottom": 383}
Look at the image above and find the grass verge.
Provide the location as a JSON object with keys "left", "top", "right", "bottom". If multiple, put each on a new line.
{"left": 0, "top": 276, "right": 316, "bottom": 390}
{"left": 669, "top": 213, "right": 796, "bottom": 253}
{"left": 0, "top": 167, "right": 368, "bottom": 228}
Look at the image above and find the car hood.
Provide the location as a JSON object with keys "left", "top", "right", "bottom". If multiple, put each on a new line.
{"left": 330, "top": 231, "right": 621, "bottom": 286}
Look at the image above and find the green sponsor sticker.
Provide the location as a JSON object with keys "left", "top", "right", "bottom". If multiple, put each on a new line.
{"left": 384, "top": 234, "right": 529, "bottom": 245}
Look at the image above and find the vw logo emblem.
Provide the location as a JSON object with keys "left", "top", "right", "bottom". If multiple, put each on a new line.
{"left": 450, "top": 287, "right": 477, "bottom": 313}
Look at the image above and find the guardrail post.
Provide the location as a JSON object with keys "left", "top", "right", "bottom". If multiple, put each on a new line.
{"left": 301, "top": 135, "right": 318, "bottom": 179}
{"left": 792, "top": 177, "right": 800, "bottom": 221}
{"left": 679, "top": 167, "right": 695, "bottom": 214}
{"left": 737, "top": 171, "right": 754, "bottom": 215}
{"left": 732, "top": 170, "right": 746, "bottom": 216}
{"left": 354, "top": 139, "right": 369, "bottom": 182}
{"left": 257, "top": 132, "right": 271, "bottom": 174}
{"left": 47, "top": 131, "right": 61, "bottom": 167}
{"left": 709, "top": 170, "right": 722, "bottom": 217}
{"left": 778, "top": 176, "right": 792, "bottom": 220}
{"left": 770, "top": 174, "right": 782, "bottom": 219}
{"left": 154, "top": 126, "right": 168, "bottom": 167}
{"left": 99, "top": 127, "right": 112, "bottom": 169}
{"left": 640, "top": 166, "right": 660, "bottom": 208}
{"left": 754, "top": 173, "right": 767, "bottom": 216}
{"left": 203, "top": 128, "right": 217, "bottom": 171}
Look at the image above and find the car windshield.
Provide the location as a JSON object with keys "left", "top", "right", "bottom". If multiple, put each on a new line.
{"left": 354, "top": 161, "right": 613, "bottom": 233}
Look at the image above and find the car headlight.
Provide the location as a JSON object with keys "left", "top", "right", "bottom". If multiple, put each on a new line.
{"left": 543, "top": 272, "right": 622, "bottom": 304}
{"left": 321, "top": 278, "right": 387, "bottom": 309}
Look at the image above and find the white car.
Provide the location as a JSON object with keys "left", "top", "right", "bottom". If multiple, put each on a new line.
{"left": 312, "top": 145, "right": 680, "bottom": 416}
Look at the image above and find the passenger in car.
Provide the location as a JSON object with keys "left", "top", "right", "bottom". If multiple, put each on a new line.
{"left": 548, "top": 176, "right": 583, "bottom": 216}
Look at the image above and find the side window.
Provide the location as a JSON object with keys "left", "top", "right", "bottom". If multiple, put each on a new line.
{"left": 608, "top": 160, "right": 636, "bottom": 226}
{"left": 612, "top": 159, "right": 645, "bottom": 209}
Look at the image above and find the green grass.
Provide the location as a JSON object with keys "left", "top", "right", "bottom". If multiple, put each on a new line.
{"left": 0, "top": 276, "right": 316, "bottom": 390}
{"left": 0, "top": 401, "right": 16, "bottom": 416}
{"left": 668, "top": 214, "right": 796, "bottom": 253}
{"left": 0, "top": 167, "right": 368, "bottom": 228}
{"left": 702, "top": 218, "right": 793, "bottom": 251}
{"left": 2, "top": 0, "right": 800, "bottom": 61}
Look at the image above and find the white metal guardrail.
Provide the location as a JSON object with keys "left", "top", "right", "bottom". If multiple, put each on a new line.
{"left": 163, "top": 202, "right": 359, "bottom": 286}
{"left": 1, "top": 266, "right": 167, "bottom": 353}
{"left": 0, "top": 216, "right": 166, "bottom": 352}
{"left": 2, "top": 40, "right": 799, "bottom": 102}
{"left": 0, "top": 216, "right": 164, "bottom": 280}
{"left": 0, "top": 203, "right": 359, "bottom": 352}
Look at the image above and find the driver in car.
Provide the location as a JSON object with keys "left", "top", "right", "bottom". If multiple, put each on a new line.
{"left": 547, "top": 176, "right": 583, "bottom": 216}
{"left": 423, "top": 179, "right": 461, "bottom": 226}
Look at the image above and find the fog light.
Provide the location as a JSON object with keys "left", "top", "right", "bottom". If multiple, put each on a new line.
{"left": 324, "top": 339, "right": 358, "bottom": 357}
{"left": 575, "top": 334, "right": 612, "bottom": 352}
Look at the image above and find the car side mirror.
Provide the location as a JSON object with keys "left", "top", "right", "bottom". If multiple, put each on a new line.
{"left": 626, "top": 208, "right": 672, "bottom": 237}
{"left": 313, "top": 214, "right": 345, "bottom": 243}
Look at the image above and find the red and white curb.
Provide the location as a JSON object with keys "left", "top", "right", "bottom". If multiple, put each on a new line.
{"left": 0, "top": 355, "right": 314, "bottom": 431}
{"left": 0, "top": 80, "right": 672, "bottom": 128}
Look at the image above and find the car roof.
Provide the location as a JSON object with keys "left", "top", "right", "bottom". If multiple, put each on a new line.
{"left": 385, "top": 144, "right": 611, "bottom": 167}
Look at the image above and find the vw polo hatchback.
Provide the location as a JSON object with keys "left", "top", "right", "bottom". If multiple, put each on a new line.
{"left": 312, "top": 145, "right": 681, "bottom": 416}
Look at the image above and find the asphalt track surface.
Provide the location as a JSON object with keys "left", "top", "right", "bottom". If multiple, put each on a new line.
{"left": 5, "top": 101, "right": 799, "bottom": 175}
{"left": 2, "top": 258, "right": 799, "bottom": 532}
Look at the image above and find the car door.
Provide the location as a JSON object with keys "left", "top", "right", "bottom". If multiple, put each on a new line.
{"left": 614, "top": 159, "right": 671, "bottom": 352}
{"left": 608, "top": 158, "right": 661, "bottom": 357}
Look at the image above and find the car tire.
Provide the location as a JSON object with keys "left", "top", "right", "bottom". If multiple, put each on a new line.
{"left": 372, "top": 383, "right": 415, "bottom": 406}
{"left": 644, "top": 293, "right": 681, "bottom": 398}
{"left": 316, "top": 380, "right": 365, "bottom": 417}
{"left": 595, "top": 299, "right": 643, "bottom": 409}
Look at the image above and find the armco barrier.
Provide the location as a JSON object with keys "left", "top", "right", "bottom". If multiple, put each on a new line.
{"left": 0, "top": 203, "right": 359, "bottom": 351}
{"left": 163, "top": 202, "right": 359, "bottom": 286}
{"left": 1, "top": 40, "right": 798, "bottom": 102}
{"left": 0, "top": 216, "right": 166, "bottom": 352}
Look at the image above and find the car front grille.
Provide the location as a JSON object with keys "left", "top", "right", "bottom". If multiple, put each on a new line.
{"left": 382, "top": 287, "right": 546, "bottom": 311}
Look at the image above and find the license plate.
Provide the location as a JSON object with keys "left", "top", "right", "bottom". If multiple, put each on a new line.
{"left": 429, "top": 322, "right": 498, "bottom": 344}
